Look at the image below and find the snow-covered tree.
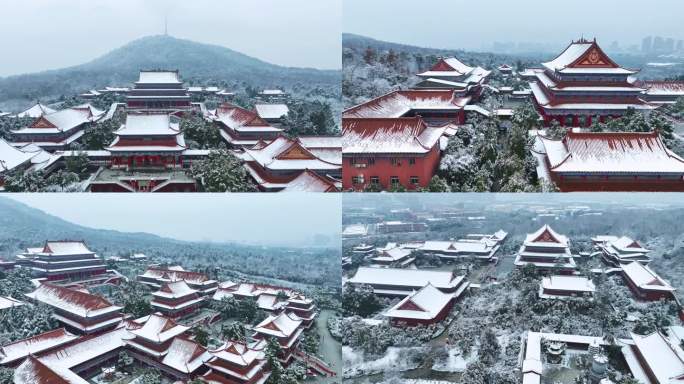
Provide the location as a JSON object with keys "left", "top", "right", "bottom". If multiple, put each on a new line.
{"left": 190, "top": 149, "right": 256, "bottom": 192}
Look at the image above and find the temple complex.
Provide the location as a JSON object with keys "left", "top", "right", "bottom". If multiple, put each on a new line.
{"left": 526, "top": 38, "right": 653, "bottom": 127}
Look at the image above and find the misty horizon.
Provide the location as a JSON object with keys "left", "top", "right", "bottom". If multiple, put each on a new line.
{"left": 2, "top": 194, "right": 341, "bottom": 248}
{"left": 344, "top": 0, "right": 684, "bottom": 54}
{"left": 0, "top": 0, "right": 341, "bottom": 77}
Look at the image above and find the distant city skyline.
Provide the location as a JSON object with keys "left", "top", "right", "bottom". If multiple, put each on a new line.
{"left": 3, "top": 194, "right": 341, "bottom": 248}
{"left": 344, "top": 0, "right": 684, "bottom": 54}
{"left": 0, "top": 0, "right": 341, "bottom": 77}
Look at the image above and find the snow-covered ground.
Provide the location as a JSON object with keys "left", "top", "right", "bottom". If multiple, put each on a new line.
{"left": 343, "top": 346, "right": 427, "bottom": 378}
{"left": 431, "top": 347, "right": 475, "bottom": 372}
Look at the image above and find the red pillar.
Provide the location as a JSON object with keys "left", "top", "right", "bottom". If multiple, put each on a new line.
{"left": 572, "top": 115, "right": 579, "bottom": 127}
{"left": 586, "top": 115, "right": 592, "bottom": 127}
{"left": 558, "top": 116, "right": 566, "bottom": 126}
{"left": 599, "top": 115, "right": 606, "bottom": 124}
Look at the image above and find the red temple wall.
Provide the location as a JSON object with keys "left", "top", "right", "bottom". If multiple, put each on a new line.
{"left": 343, "top": 145, "right": 441, "bottom": 191}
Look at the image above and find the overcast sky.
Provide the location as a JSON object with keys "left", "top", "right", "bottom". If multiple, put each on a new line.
{"left": 0, "top": 0, "right": 341, "bottom": 77}
{"left": 344, "top": 0, "right": 684, "bottom": 51}
{"left": 5, "top": 194, "right": 340, "bottom": 247}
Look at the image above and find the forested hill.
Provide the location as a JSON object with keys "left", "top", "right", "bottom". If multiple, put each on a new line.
{"left": 0, "top": 35, "right": 340, "bottom": 109}
{"left": 342, "top": 33, "right": 540, "bottom": 107}
{"left": 0, "top": 197, "right": 340, "bottom": 286}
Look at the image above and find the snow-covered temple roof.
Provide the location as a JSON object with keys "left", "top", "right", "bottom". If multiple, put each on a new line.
{"left": 12, "top": 108, "right": 95, "bottom": 135}
{"left": 136, "top": 70, "right": 182, "bottom": 84}
{"left": 14, "top": 355, "right": 87, "bottom": 384}
{"left": 0, "top": 138, "right": 36, "bottom": 173}
{"left": 153, "top": 280, "right": 199, "bottom": 299}
{"left": 627, "top": 330, "right": 684, "bottom": 384}
{"left": 0, "top": 296, "right": 24, "bottom": 311}
{"left": 128, "top": 313, "right": 190, "bottom": 343}
{"left": 384, "top": 283, "right": 453, "bottom": 320}
{"left": 243, "top": 135, "right": 340, "bottom": 171}
{"left": 640, "top": 80, "right": 684, "bottom": 96}
{"left": 139, "top": 267, "right": 217, "bottom": 286}
{"left": 215, "top": 104, "right": 281, "bottom": 133}
{"left": 114, "top": 114, "right": 180, "bottom": 136}
{"left": 537, "top": 131, "right": 684, "bottom": 174}
{"left": 342, "top": 117, "right": 446, "bottom": 155}
{"left": 541, "top": 38, "right": 636, "bottom": 75}
{"left": 609, "top": 236, "right": 650, "bottom": 253}
{"left": 255, "top": 104, "right": 289, "bottom": 120}
{"left": 253, "top": 312, "right": 302, "bottom": 338}
{"left": 0, "top": 328, "right": 79, "bottom": 365}
{"left": 161, "top": 337, "right": 211, "bottom": 373}
{"left": 540, "top": 275, "right": 596, "bottom": 293}
{"left": 417, "top": 57, "right": 475, "bottom": 77}
{"left": 524, "top": 225, "right": 569, "bottom": 247}
{"left": 16, "top": 103, "right": 57, "bottom": 119}
{"left": 348, "top": 267, "right": 464, "bottom": 291}
{"left": 622, "top": 262, "right": 675, "bottom": 292}
{"left": 40, "top": 241, "right": 94, "bottom": 256}
{"left": 209, "top": 340, "right": 264, "bottom": 367}
{"left": 26, "top": 284, "right": 122, "bottom": 318}
{"left": 279, "top": 170, "right": 340, "bottom": 192}
{"left": 343, "top": 89, "right": 470, "bottom": 119}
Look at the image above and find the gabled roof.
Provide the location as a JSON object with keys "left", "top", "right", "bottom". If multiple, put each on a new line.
{"left": 417, "top": 57, "right": 475, "bottom": 77}
{"left": 280, "top": 170, "right": 340, "bottom": 192}
{"left": 26, "top": 284, "right": 121, "bottom": 318}
{"left": 13, "top": 356, "right": 81, "bottom": 384}
{"left": 524, "top": 225, "right": 568, "bottom": 247}
{"left": 342, "top": 117, "right": 446, "bottom": 154}
{"left": 630, "top": 330, "right": 684, "bottom": 384}
{"left": 622, "top": 262, "right": 675, "bottom": 292}
{"left": 384, "top": 283, "right": 453, "bottom": 320}
{"left": 0, "top": 138, "right": 36, "bottom": 173}
{"left": 541, "top": 275, "right": 596, "bottom": 293}
{"left": 41, "top": 241, "right": 93, "bottom": 256}
{"left": 115, "top": 114, "right": 181, "bottom": 136}
{"left": 542, "top": 38, "right": 636, "bottom": 75}
{"left": 343, "top": 89, "right": 469, "bottom": 119}
{"left": 0, "top": 328, "right": 79, "bottom": 365}
{"left": 348, "top": 267, "right": 463, "bottom": 291}
{"left": 154, "top": 280, "right": 199, "bottom": 299}
{"left": 253, "top": 312, "right": 302, "bottom": 338}
{"left": 16, "top": 103, "right": 56, "bottom": 119}
{"left": 210, "top": 340, "right": 263, "bottom": 366}
{"left": 255, "top": 104, "right": 289, "bottom": 120}
{"left": 610, "top": 236, "right": 650, "bottom": 253}
{"left": 0, "top": 296, "right": 24, "bottom": 311}
{"left": 128, "top": 313, "right": 190, "bottom": 343}
{"left": 243, "top": 135, "right": 340, "bottom": 171}
{"left": 538, "top": 131, "right": 684, "bottom": 174}
{"left": 12, "top": 108, "right": 93, "bottom": 135}
{"left": 140, "top": 267, "right": 216, "bottom": 285}
{"left": 162, "top": 337, "right": 211, "bottom": 373}
{"left": 215, "top": 103, "right": 281, "bottom": 133}
{"left": 136, "top": 70, "right": 182, "bottom": 84}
